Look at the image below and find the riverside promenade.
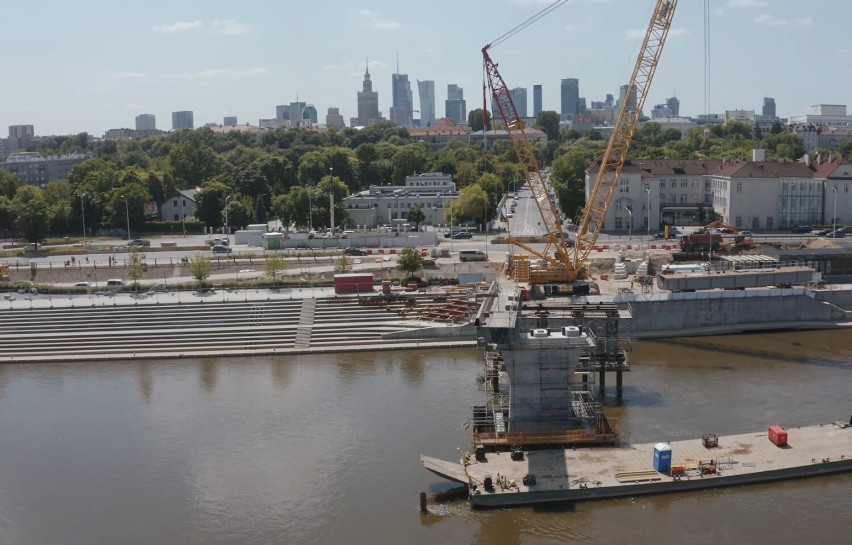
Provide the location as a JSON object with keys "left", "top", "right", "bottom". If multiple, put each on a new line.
{"left": 0, "top": 287, "right": 478, "bottom": 363}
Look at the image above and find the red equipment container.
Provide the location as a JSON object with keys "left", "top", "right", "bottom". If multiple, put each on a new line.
{"left": 333, "top": 273, "right": 374, "bottom": 294}
{"left": 768, "top": 425, "right": 788, "bottom": 447}
{"left": 670, "top": 465, "right": 685, "bottom": 476}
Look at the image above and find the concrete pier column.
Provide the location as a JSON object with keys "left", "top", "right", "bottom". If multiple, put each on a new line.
{"left": 599, "top": 366, "right": 606, "bottom": 404}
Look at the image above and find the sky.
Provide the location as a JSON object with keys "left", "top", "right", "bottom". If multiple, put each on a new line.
{"left": 2, "top": 0, "right": 850, "bottom": 137}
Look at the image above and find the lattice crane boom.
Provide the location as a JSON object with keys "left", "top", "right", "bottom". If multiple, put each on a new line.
{"left": 574, "top": 0, "right": 677, "bottom": 271}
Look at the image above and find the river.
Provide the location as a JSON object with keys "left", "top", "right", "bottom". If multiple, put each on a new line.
{"left": 0, "top": 329, "right": 850, "bottom": 544}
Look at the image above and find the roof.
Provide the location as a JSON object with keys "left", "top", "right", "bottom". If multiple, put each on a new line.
{"left": 712, "top": 159, "right": 814, "bottom": 179}
{"left": 586, "top": 158, "right": 722, "bottom": 176}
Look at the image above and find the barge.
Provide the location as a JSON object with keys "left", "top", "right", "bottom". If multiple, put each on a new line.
{"left": 422, "top": 419, "right": 852, "bottom": 508}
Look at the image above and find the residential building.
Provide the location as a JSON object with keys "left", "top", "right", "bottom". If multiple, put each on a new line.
{"left": 791, "top": 125, "right": 819, "bottom": 152}
{"left": 533, "top": 85, "right": 542, "bottom": 117}
{"left": 136, "top": 114, "right": 156, "bottom": 131}
{"left": 342, "top": 172, "right": 458, "bottom": 228}
{"left": 560, "top": 78, "right": 579, "bottom": 120}
{"left": 160, "top": 189, "right": 198, "bottom": 224}
{"left": 172, "top": 111, "right": 194, "bottom": 130}
{"left": 356, "top": 60, "right": 380, "bottom": 126}
{"left": 469, "top": 127, "right": 547, "bottom": 148}
{"left": 8, "top": 125, "right": 34, "bottom": 140}
{"left": 445, "top": 84, "right": 466, "bottom": 124}
{"left": 818, "top": 128, "right": 852, "bottom": 150}
{"left": 390, "top": 71, "right": 413, "bottom": 126}
{"left": 408, "top": 118, "right": 471, "bottom": 147}
{"left": 417, "top": 80, "right": 436, "bottom": 127}
{"left": 815, "top": 156, "right": 852, "bottom": 224}
{"left": 509, "top": 87, "right": 528, "bottom": 118}
{"left": 326, "top": 107, "right": 345, "bottom": 129}
{"left": 223, "top": 116, "right": 238, "bottom": 127}
{"left": 0, "top": 152, "right": 93, "bottom": 185}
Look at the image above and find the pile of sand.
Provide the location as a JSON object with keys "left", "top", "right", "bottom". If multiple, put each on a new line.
{"left": 801, "top": 237, "right": 842, "bottom": 250}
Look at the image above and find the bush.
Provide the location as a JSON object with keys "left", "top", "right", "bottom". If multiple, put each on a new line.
{"left": 144, "top": 220, "right": 205, "bottom": 234}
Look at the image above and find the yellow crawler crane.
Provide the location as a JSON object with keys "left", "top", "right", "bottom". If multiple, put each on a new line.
{"left": 484, "top": 0, "right": 678, "bottom": 282}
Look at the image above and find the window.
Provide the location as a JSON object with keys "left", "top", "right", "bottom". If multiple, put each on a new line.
{"left": 671, "top": 181, "right": 676, "bottom": 188}
{"left": 644, "top": 183, "right": 650, "bottom": 191}
{"left": 766, "top": 217, "right": 774, "bottom": 229}
{"left": 736, "top": 183, "right": 742, "bottom": 193}
{"left": 619, "top": 179, "right": 630, "bottom": 193}
{"left": 705, "top": 181, "right": 710, "bottom": 191}
{"left": 680, "top": 195, "right": 688, "bottom": 203}
{"left": 752, "top": 217, "right": 759, "bottom": 228}
{"left": 616, "top": 202, "right": 622, "bottom": 210}
{"left": 680, "top": 181, "right": 688, "bottom": 188}
{"left": 668, "top": 195, "right": 676, "bottom": 203}
{"left": 173, "top": 200, "right": 178, "bottom": 207}
{"left": 615, "top": 217, "right": 623, "bottom": 229}
{"left": 660, "top": 181, "right": 665, "bottom": 188}
{"left": 660, "top": 194, "right": 666, "bottom": 202}
{"left": 173, "top": 214, "right": 179, "bottom": 221}
{"left": 735, "top": 216, "right": 742, "bottom": 227}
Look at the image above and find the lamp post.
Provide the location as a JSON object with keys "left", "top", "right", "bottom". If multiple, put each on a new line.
{"left": 626, "top": 206, "right": 633, "bottom": 242}
{"left": 225, "top": 195, "right": 232, "bottom": 244}
{"left": 329, "top": 167, "right": 335, "bottom": 233}
{"left": 79, "top": 193, "right": 87, "bottom": 244}
{"left": 180, "top": 194, "right": 186, "bottom": 237}
{"left": 121, "top": 195, "right": 130, "bottom": 241}
{"left": 645, "top": 187, "right": 651, "bottom": 237}
{"left": 832, "top": 186, "right": 837, "bottom": 238}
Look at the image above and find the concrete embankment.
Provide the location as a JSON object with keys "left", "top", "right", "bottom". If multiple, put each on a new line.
{"left": 0, "top": 291, "right": 477, "bottom": 363}
{"left": 589, "top": 287, "right": 852, "bottom": 338}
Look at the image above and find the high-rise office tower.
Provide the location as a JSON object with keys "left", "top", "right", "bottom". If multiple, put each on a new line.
{"left": 445, "top": 84, "right": 466, "bottom": 124}
{"left": 223, "top": 116, "right": 237, "bottom": 127}
{"left": 276, "top": 104, "right": 290, "bottom": 120}
{"left": 666, "top": 96, "right": 680, "bottom": 117}
{"left": 171, "top": 111, "right": 194, "bottom": 130}
{"left": 533, "top": 84, "right": 542, "bottom": 117}
{"left": 303, "top": 105, "right": 318, "bottom": 125}
{"left": 763, "top": 97, "right": 776, "bottom": 118}
{"left": 389, "top": 66, "right": 414, "bottom": 126}
{"left": 289, "top": 101, "right": 306, "bottom": 124}
{"left": 560, "top": 78, "right": 579, "bottom": 120}
{"left": 326, "top": 107, "right": 345, "bottom": 129}
{"left": 135, "top": 114, "right": 156, "bottom": 131}
{"left": 8, "top": 125, "right": 34, "bottom": 139}
{"left": 357, "top": 59, "right": 380, "bottom": 126}
{"left": 417, "top": 80, "right": 436, "bottom": 127}
{"left": 509, "top": 87, "right": 528, "bottom": 118}
{"left": 617, "top": 84, "right": 638, "bottom": 113}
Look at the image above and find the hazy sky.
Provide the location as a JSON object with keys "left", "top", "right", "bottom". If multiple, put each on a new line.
{"left": 2, "top": 0, "right": 849, "bottom": 136}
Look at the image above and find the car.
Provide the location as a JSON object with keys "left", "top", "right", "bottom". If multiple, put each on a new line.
{"left": 654, "top": 232, "right": 669, "bottom": 239}
{"left": 816, "top": 229, "right": 833, "bottom": 237}
{"left": 791, "top": 225, "right": 813, "bottom": 234}
{"left": 295, "top": 242, "right": 310, "bottom": 249}
{"left": 343, "top": 247, "right": 368, "bottom": 256}
{"left": 147, "top": 283, "right": 168, "bottom": 294}
{"left": 205, "top": 238, "right": 229, "bottom": 247}
{"left": 127, "top": 239, "right": 150, "bottom": 247}
{"left": 211, "top": 244, "right": 232, "bottom": 253}
{"left": 74, "top": 281, "right": 92, "bottom": 287}
{"left": 824, "top": 230, "right": 846, "bottom": 238}
{"left": 106, "top": 279, "right": 126, "bottom": 287}
{"left": 506, "top": 213, "right": 514, "bottom": 218}
{"left": 451, "top": 231, "right": 473, "bottom": 239}
{"left": 738, "top": 231, "right": 753, "bottom": 238}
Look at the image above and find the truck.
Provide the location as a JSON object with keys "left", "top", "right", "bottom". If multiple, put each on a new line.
{"left": 679, "top": 233, "right": 726, "bottom": 252}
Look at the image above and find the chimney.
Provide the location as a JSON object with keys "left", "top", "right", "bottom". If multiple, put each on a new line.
{"left": 752, "top": 148, "right": 766, "bottom": 162}
{"left": 803, "top": 153, "right": 810, "bottom": 167}
{"left": 816, "top": 152, "right": 822, "bottom": 165}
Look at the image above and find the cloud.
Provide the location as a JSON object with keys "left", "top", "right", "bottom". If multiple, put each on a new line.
{"left": 152, "top": 20, "right": 203, "bottom": 33}
{"left": 754, "top": 14, "right": 813, "bottom": 26}
{"left": 126, "top": 103, "right": 143, "bottom": 110}
{"left": 109, "top": 71, "right": 146, "bottom": 80}
{"left": 726, "top": 0, "right": 768, "bottom": 7}
{"left": 668, "top": 26, "right": 688, "bottom": 37}
{"left": 161, "top": 67, "right": 270, "bottom": 80}
{"left": 212, "top": 19, "right": 248, "bottom": 36}
{"left": 358, "top": 9, "right": 400, "bottom": 30}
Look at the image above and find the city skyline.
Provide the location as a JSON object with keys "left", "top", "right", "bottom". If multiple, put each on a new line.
{"left": 1, "top": 0, "right": 850, "bottom": 136}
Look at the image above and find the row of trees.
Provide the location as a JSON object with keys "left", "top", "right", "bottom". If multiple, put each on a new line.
{"left": 4, "top": 113, "right": 847, "bottom": 246}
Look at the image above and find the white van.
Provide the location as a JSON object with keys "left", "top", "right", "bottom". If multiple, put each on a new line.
{"left": 106, "top": 279, "right": 126, "bottom": 287}
{"left": 459, "top": 249, "right": 487, "bottom": 262}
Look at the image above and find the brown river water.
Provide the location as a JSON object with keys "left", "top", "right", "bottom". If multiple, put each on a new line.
{"left": 0, "top": 329, "right": 850, "bottom": 545}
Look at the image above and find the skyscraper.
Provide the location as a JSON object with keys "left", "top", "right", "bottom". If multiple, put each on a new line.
{"left": 763, "top": 97, "right": 776, "bottom": 118}
{"left": 171, "top": 111, "right": 194, "bottom": 130}
{"left": 445, "top": 84, "right": 466, "bottom": 124}
{"left": 533, "top": 85, "right": 542, "bottom": 117}
{"left": 135, "top": 114, "right": 156, "bottom": 131}
{"left": 390, "top": 69, "right": 413, "bottom": 126}
{"left": 666, "top": 96, "right": 680, "bottom": 117}
{"left": 617, "top": 84, "right": 637, "bottom": 113}
{"left": 303, "top": 105, "right": 318, "bottom": 125}
{"left": 357, "top": 60, "right": 380, "bottom": 126}
{"left": 276, "top": 104, "right": 289, "bottom": 120}
{"left": 289, "top": 101, "right": 306, "bottom": 125}
{"left": 8, "top": 125, "right": 34, "bottom": 139}
{"left": 326, "top": 107, "right": 345, "bottom": 129}
{"left": 560, "top": 78, "right": 579, "bottom": 120}
{"left": 509, "top": 87, "right": 528, "bottom": 118}
{"left": 417, "top": 80, "right": 436, "bottom": 127}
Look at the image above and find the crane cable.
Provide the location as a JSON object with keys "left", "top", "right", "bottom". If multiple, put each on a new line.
{"left": 488, "top": 0, "right": 569, "bottom": 49}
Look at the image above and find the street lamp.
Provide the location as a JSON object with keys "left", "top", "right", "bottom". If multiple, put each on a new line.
{"left": 307, "top": 190, "right": 313, "bottom": 233}
{"left": 180, "top": 194, "right": 186, "bottom": 237}
{"left": 121, "top": 195, "right": 130, "bottom": 241}
{"left": 78, "top": 193, "right": 87, "bottom": 244}
{"left": 626, "top": 206, "right": 633, "bottom": 241}
{"left": 329, "top": 167, "right": 335, "bottom": 233}
{"left": 225, "top": 195, "right": 232, "bottom": 244}
{"left": 832, "top": 186, "right": 838, "bottom": 238}
{"left": 645, "top": 187, "right": 651, "bottom": 237}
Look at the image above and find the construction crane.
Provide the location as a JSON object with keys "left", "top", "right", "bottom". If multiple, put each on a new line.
{"left": 484, "top": 0, "right": 678, "bottom": 282}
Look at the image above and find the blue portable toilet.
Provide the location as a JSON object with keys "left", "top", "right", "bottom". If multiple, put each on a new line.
{"left": 653, "top": 443, "right": 672, "bottom": 472}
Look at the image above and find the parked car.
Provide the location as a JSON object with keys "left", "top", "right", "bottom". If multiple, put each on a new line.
{"left": 211, "top": 244, "right": 232, "bottom": 254}
{"left": 106, "top": 279, "right": 126, "bottom": 287}
{"left": 127, "top": 239, "right": 150, "bottom": 247}
{"left": 791, "top": 225, "right": 813, "bottom": 234}
{"left": 343, "top": 247, "right": 368, "bottom": 256}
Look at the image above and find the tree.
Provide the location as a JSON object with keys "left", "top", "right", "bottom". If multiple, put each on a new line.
{"left": 254, "top": 194, "right": 268, "bottom": 224}
{"left": 449, "top": 184, "right": 488, "bottom": 224}
{"left": 397, "top": 245, "right": 423, "bottom": 275}
{"left": 0, "top": 170, "right": 23, "bottom": 199}
{"left": 335, "top": 254, "right": 352, "bottom": 273}
{"left": 264, "top": 252, "right": 287, "bottom": 289}
{"left": 169, "top": 135, "right": 221, "bottom": 188}
{"left": 11, "top": 185, "right": 52, "bottom": 250}
{"left": 839, "top": 140, "right": 852, "bottom": 160}
{"left": 391, "top": 144, "right": 429, "bottom": 183}
{"left": 535, "top": 111, "right": 561, "bottom": 142}
{"left": 406, "top": 205, "right": 426, "bottom": 231}
{"left": 194, "top": 181, "right": 230, "bottom": 227}
{"left": 126, "top": 248, "right": 145, "bottom": 293}
{"left": 468, "top": 109, "right": 491, "bottom": 132}
{"left": 187, "top": 252, "right": 212, "bottom": 287}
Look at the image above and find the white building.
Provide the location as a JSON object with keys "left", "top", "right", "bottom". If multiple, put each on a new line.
{"left": 160, "top": 189, "right": 198, "bottom": 224}
{"left": 343, "top": 172, "right": 458, "bottom": 229}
